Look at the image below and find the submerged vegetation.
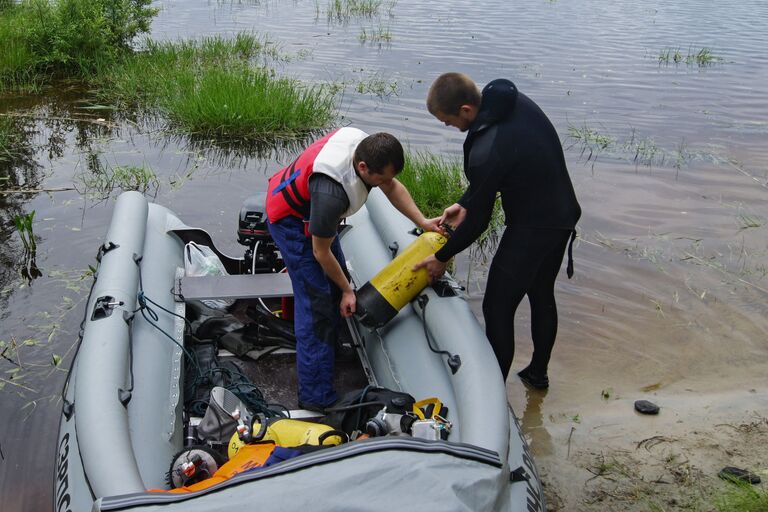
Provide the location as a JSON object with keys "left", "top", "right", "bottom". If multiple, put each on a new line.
{"left": 76, "top": 163, "right": 159, "bottom": 199}
{"left": 658, "top": 46, "right": 722, "bottom": 67}
{"left": 567, "top": 121, "right": 694, "bottom": 172}
{"left": 358, "top": 26, "right": 393, "bottom": 45}
{"left": 321, "top": 0, "right": 396, "bottom": 22}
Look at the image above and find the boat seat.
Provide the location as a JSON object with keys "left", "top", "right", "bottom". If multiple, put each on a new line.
{"left": 175, "top": 274, "right": 293, "bottom": 301}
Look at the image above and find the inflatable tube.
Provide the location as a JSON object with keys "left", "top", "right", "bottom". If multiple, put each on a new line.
{"left": 352, "top": 190, "right": 510, "bottom": 457}
{"left": 74, "top": 191, "right": 148, "bottom": 497}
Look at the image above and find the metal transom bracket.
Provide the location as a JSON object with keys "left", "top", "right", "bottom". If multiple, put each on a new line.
{"left": 175, "top": 273, "right": 294, "bottom": 301}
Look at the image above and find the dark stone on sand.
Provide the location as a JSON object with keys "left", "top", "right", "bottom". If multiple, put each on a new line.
{"left": 634, "top": 400, "right": 660, "bottom": 415}
{"left": 719, "top": 466, "right": 761, "bottom": 484}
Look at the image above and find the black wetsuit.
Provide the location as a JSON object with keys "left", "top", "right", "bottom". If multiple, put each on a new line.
{"left": 434, "top": 79, "right": 581, "bottom": 381}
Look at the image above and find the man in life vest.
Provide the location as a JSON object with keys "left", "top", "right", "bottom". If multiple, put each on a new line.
{"left": 266, "top": 128, "right": 440, "bottom": 411}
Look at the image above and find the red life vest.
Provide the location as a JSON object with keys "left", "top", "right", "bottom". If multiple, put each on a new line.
{"left": 265, "top": 130, "right": 338, "bottom": 224}
{"left": 266, "top": 128, "right": 370, "bottom": 226}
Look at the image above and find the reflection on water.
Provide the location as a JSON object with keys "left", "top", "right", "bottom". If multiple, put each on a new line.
{"left": 1, "top": 0, "right": 768, "bottom": 510}
{"left": 520, "top": 387, "right": 554, "bottom": 458}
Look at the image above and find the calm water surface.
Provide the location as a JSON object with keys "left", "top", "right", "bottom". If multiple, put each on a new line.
{"left": 1, "top": 1, "right": 767, "bottom": 509}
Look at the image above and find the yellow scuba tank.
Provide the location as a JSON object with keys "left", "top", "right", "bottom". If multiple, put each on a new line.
{"left": 355, "top": 231, "right": 447, "bottom": 328}
{"left": 228, "top": 418, "right": 344, "bottom": 458}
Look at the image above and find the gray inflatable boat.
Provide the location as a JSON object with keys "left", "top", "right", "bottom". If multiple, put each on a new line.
{"left": 54, "top": 190, "right": 545, "bottom": 512}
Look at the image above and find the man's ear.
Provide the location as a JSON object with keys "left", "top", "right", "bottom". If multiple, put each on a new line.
{"left": 356, "top": 160, "right": 368, "bottom": 174}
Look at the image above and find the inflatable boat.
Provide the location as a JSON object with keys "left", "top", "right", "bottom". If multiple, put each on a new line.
{"left": 54, "top": 190, "right": 545, "bottom": 511}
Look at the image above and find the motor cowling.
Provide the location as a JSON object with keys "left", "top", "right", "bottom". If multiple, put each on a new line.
{"left": 237, "top": 193, "right": 283, "bottom": 274}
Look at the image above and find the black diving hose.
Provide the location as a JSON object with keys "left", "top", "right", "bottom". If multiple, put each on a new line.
{"left": 416, "top": 294, "right": 462, "bottom": 375}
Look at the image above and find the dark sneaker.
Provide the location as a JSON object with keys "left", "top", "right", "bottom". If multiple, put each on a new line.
{"left": 517, "top": 366, "right": 549, "bottom": 390}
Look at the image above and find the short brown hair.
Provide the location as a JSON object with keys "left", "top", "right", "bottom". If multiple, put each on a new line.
{"left": 353, "top": 132, "right": 404, "bottom": 175}
{"left": 426, "top": 72, "right": 481, "bottom": 116}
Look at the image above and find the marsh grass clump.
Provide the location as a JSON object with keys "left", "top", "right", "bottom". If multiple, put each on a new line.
{"left": 400, "top": 152, "right": 504, "bottom": 262}
{"left": 358, "top": 26, "right": 392, "bottom": 45}
{"left": 658, "top": 46, "right": 722, "bottom": 67}
{"left": 353, "top": 75, "right": 398, "bottom": 97}
{"left": 0, "top": 0, "right": 157, "bottom": 91}
{"left": 566, "top": 121, "right": 615, "bottom": 165}
{"left": 326, "top": 0, "right": 382, "bottom": 20}
{"left": 168, "top": 68, "right": 335, "bottom": 140}
{"left": 77, "top": 163, "right": 159, "bottom": 199}
{"left": 97, "top": 35, "right": 337, "bottom": 141}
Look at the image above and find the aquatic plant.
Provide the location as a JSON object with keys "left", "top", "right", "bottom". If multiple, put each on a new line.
{"left": 0, "top": 0, "right": 158, "bottom": 91}
{"left": 358, "top": 26, "right": 392, "bottom": 45}
{"left": 658, "top": 46, "right": 721, "bottom": 67}
{"left": 13, "top": 210, "right": 36, "bottom": 252}
{"left": 325, "top": 0, "right": 384, "bottom": 20}
{"left": 77, "top": 163, "right": 159, "bottom": 199}
{"left": 353, "top": 75, "right": 398, "bottom": 97}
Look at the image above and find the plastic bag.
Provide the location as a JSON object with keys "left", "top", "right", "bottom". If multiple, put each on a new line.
{"left": 184, "top": 242, "right": 234, "bottom": 310}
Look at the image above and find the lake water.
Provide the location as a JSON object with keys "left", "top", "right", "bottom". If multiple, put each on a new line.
{"left": 1, "top": 0, "right": 767, "bottom": 509}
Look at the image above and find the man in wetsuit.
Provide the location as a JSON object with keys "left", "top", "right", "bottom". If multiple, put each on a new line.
{"left": 414, "top": 73, "right": 581, "bottom": 389}
{"left": 266, "top": 128, "right": 439, "bottom": 410}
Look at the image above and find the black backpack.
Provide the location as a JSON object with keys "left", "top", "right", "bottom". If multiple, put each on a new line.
{"left": 324, "top": 386, "right": 415, "bottom": 434}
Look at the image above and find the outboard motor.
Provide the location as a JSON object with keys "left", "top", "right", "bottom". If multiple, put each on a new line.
{"left": 238, "top": 193, "right": 283, "bottom": 274}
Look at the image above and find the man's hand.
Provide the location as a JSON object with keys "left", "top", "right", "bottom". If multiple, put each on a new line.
{"left": 340, "top": 289, "right": 356, "bottom": 318}
{"left": 413, "top": 254, "right": 447, "bottom": 283}
{"left": 420, "top": 217, "right": 445, "bottom": 234}
{"left": 439, "top": 203, "right": 467, "bottom": 230}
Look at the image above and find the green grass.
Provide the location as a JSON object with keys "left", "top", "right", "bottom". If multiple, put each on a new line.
{"left": 326, "top": 0, "right": 384, "bottom": 20}
{"left": 400, "top": 151, "right": 504, "bottom": 261}
{"left": 714, "top": 481, "right": 768, "bottom": 512}
{"left": 96, "top": 35, "right": 337, "bottom": 141}
{"left": 77, "top": 163, "right": 159, "bottom": 199}
{"left": 658, "top": 46, "right": 722, "bottom": 67}
{"left": 358, "top": 26, "right": 392, "bottom": 44}
{"left": 0, "top": 0, "right": 157, "bottom": 91}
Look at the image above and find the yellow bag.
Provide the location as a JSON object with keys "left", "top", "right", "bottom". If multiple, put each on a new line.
{"left": 228, "top": 418, "right": 344, "bottom": 458}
